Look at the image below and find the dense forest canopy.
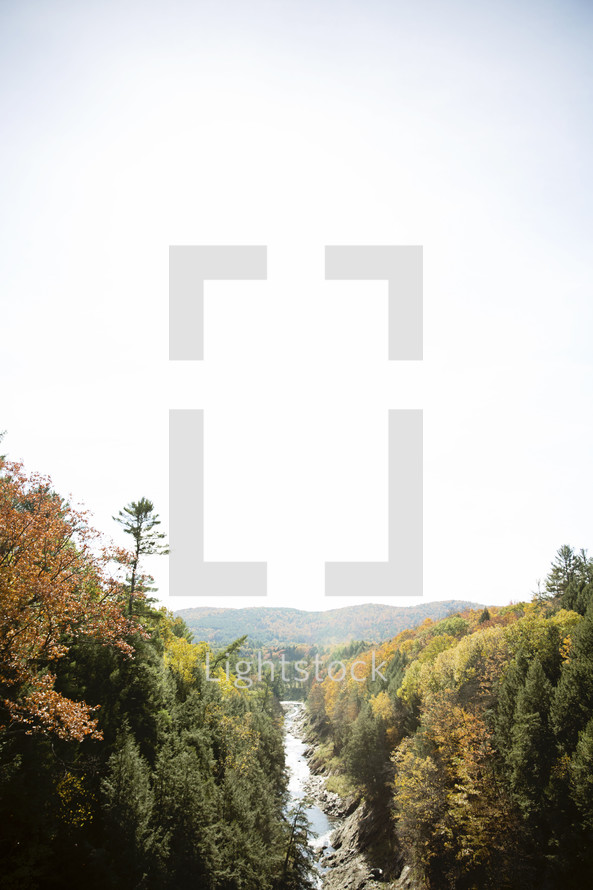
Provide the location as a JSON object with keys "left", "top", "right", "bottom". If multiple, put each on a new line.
{"left": 0, "top": 455, "right": 312, "bottom": 890}
{"left": 304, "top": 547, "right": 593, "bottom": 888}
{"left": 2, "top": 445, "right": 593, "bottom": 889}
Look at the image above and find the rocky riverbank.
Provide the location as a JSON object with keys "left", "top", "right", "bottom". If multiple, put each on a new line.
{"left": 295, "top": 710, "right": 420, "bottom": 890}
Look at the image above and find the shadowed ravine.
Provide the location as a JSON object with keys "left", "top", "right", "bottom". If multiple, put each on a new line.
{"left": 282, "top": 701, "right": 339, "bottom": 888}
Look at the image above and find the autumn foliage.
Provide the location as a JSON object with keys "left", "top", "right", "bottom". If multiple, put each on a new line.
{"left": 0, "top": 453, "right": 312, "bottom": 890}
{"left": 306, "top": 571, "right": 593, "bottom": 888}
{"left": 0, "top": 459, "right": 141, "bottom": 741}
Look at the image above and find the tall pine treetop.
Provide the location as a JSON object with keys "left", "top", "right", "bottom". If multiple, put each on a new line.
{"left": 114, "top": 498, "right": 169, "bottom": 557}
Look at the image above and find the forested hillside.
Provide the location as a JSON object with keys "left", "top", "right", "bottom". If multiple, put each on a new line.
{"left": 0, "top": 455, "right": 312, "bottom": 890}
{"left": 304, "top": 546, "right": 593, "bottom": 888}
{"left": 4, "top": 445, "right": 593, "bottom": 889}
{"left": 176, "top": 601, "right": 482, "bottom": 648}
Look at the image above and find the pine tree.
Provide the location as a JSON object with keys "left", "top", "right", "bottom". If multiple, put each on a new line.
{"left": 544, "top": 545, "right": 593, "bottom": 613}
{"left": 386, "top": 648, "right": 407, "bottom": 699}
{"left": 152, "top": 740, "right": 219, "bottom": 889}
{"left": 281, "top": 804, "right": 315, "bottom": 890}
{"left": 545, "top": 545, "right": 581, "bottom": 600}
{"left": 551, "top": 605, "right": 593, "bottom": 752}
{"left": 114, "top": 498, "right": 168, "bottom": 613}
{"left": 343, "top": 702, "right": 388, "bottom": 793}
{"left": 495, "top": 658, "right": 526, "bottom": 760}
{"left": 569, "top": 717, "right": 593, "bottom": 831}
{"left": 101, "top": 734, "right": 162, "bottom": 885}
{"left": 509, "top": 658, "right": 554, "bottom": 819}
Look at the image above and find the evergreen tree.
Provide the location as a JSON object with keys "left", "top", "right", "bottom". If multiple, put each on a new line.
{"left": 509, "top": 658, "right": 554, "bottom": 818}
{"left": 280, "top": 805, "right": 315, "bottom": 890}
{"left": 545, "top": 546, "right": 581, "bottom": 599}
{"left": 495, "top": 657, "right": 526, "bottom": 760}
{"left": 101, "top": 734, "right": 162, "bottom": 885}
{"left": 152, "top": 741, "right": 219, "bottom": 890}
{"left": 544, "top": 545, "right": 593, "bottom": 613}
{"left": 551, "top": 605, "right": 593, "bottom": 752}
{"left": 114, "top": 498, "right": 168, "bottom": 612}
{"left": 343, "top": 702, "right": 388, "bottom": 793}
{"left": 386, "top": 648, "right": 407, "bottom": 699}
{"left": 569, "top": 717, "right": 593, "bottom": 832}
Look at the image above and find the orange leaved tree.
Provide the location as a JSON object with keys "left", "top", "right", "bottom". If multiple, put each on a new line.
{"left": 0, "top": 458, "right": 141, "bottom": 741}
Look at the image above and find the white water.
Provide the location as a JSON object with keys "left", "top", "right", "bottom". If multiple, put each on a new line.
{"left": 282, "top": 701, "right": 338, "bottom": 888}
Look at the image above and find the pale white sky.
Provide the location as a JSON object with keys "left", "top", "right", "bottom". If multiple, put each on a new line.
{"left": 2, "top": 0, "right": 592, "bottom": 611}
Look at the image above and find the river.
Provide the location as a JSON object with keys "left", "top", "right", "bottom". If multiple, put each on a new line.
{"left": 281, "top": 701, "right": 338, "bottom": 888}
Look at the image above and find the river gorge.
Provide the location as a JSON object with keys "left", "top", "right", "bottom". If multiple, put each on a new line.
{"left": 282, "top": 701, "right": 338, "bottom": 888}
{"left": 282, "top": 701, "right": 410, "bottom": 890}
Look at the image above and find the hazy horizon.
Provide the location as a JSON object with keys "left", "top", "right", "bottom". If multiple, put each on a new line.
{"left": 173, "top": 599, "right": 490, "bottom": 613}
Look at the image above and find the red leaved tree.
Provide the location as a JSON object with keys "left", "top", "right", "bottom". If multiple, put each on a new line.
{"left": 0, "top": 458, "right": 142, "bottom": 741}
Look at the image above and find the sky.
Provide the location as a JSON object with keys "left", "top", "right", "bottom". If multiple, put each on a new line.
{"left": 1, "top": 0, "right": 592, "bottom": 613}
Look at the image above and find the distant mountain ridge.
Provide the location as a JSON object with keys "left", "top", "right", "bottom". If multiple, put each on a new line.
{"left": 175, "top": 600, "right": 485, "bottom": 648}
